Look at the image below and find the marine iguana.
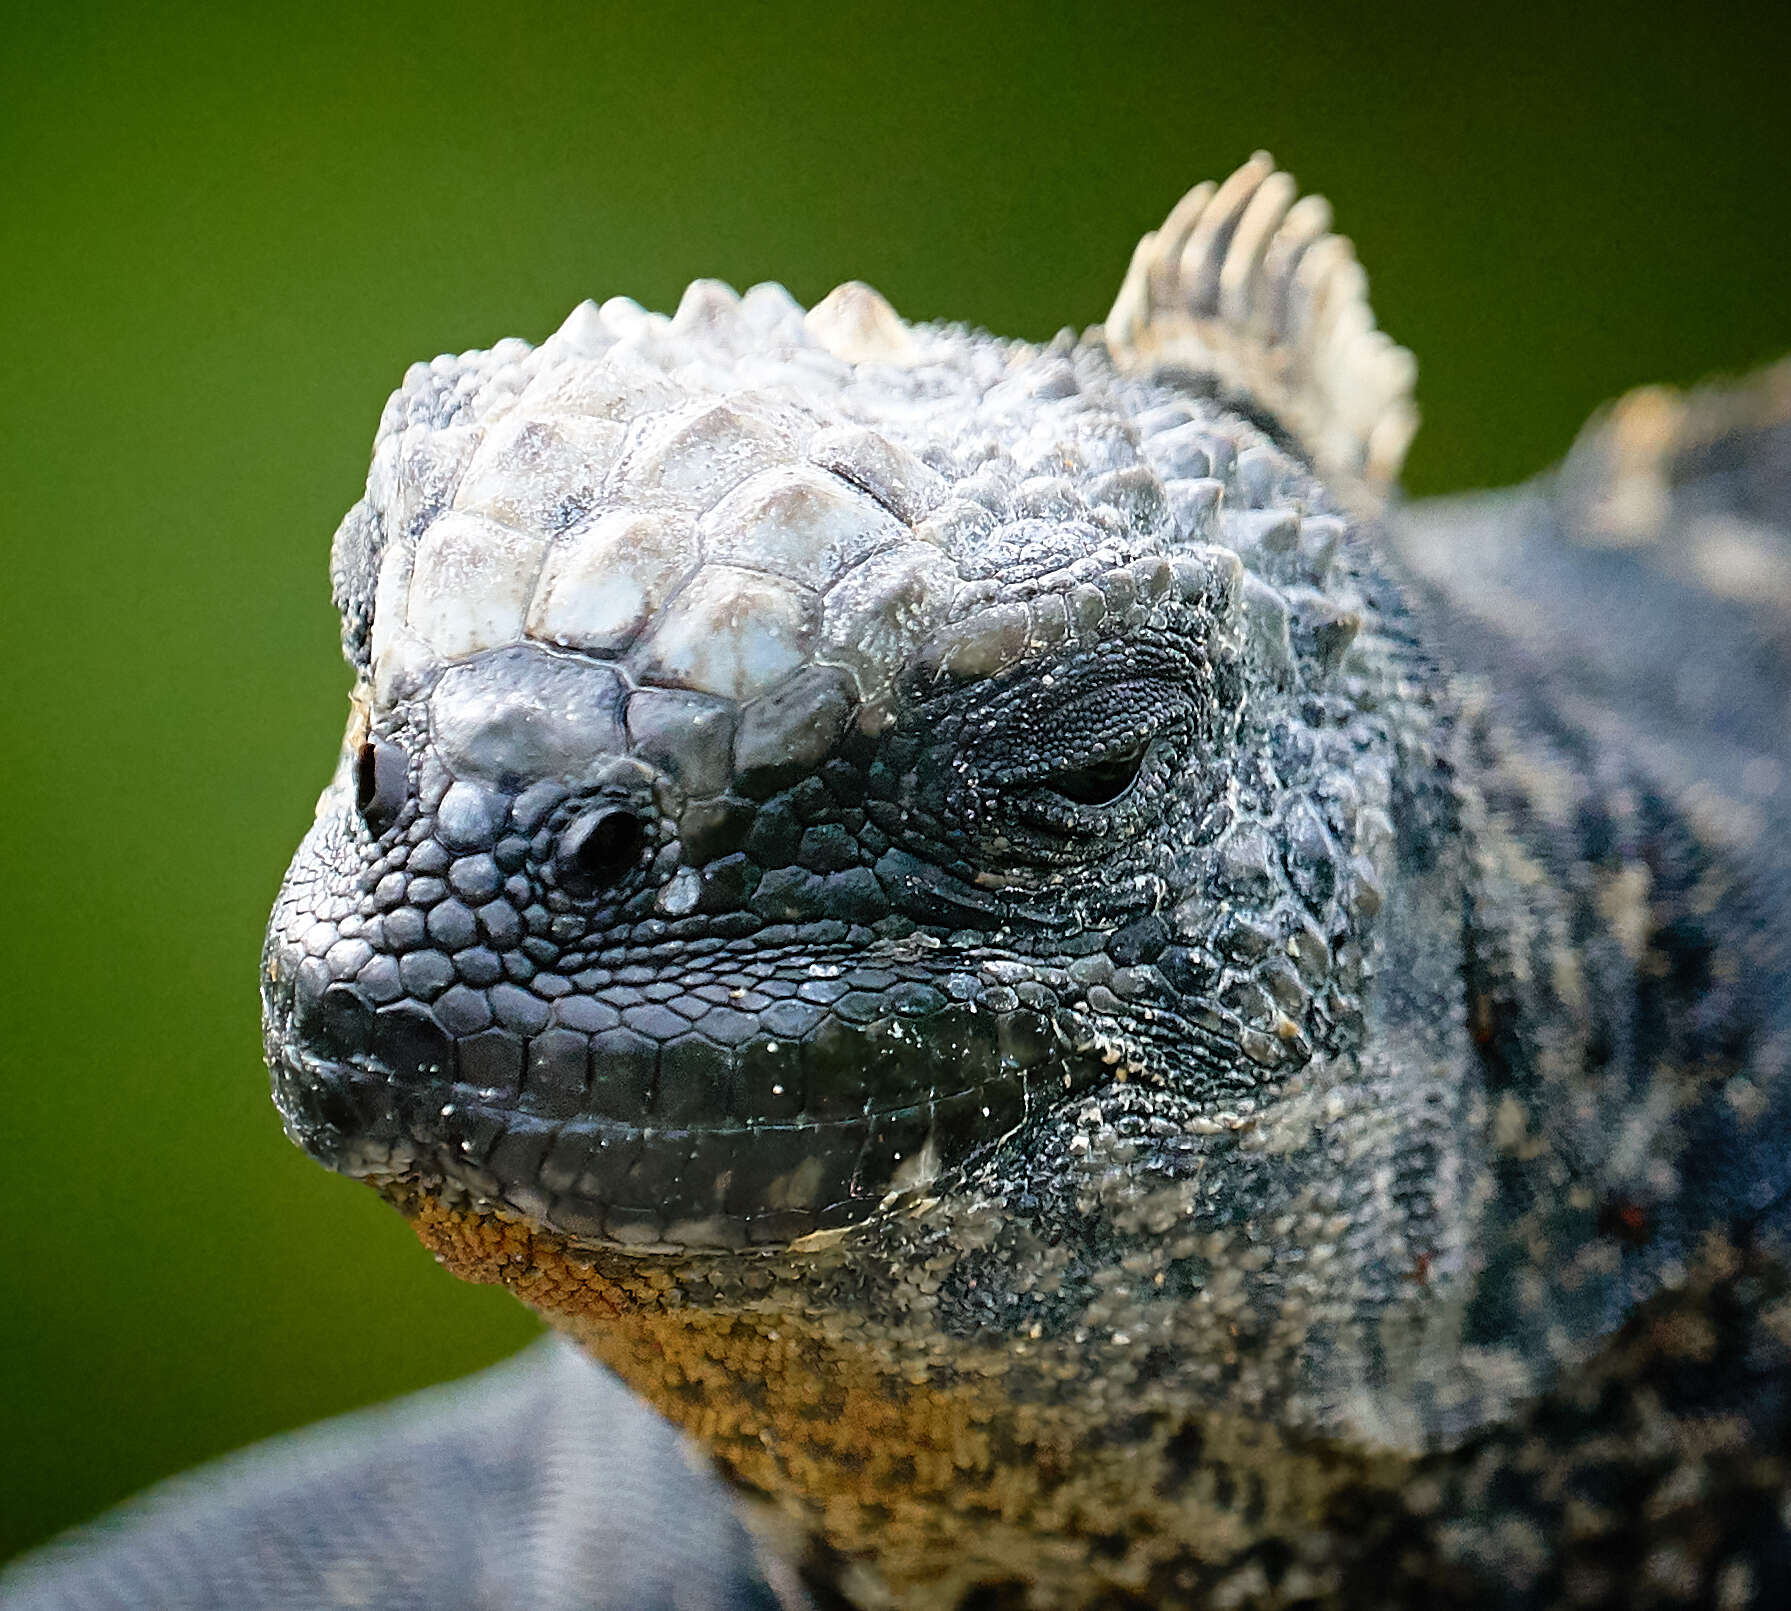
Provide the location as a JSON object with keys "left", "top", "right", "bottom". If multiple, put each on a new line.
{"left": 6, "top": 156, "right": 1789, "bottom": 1611}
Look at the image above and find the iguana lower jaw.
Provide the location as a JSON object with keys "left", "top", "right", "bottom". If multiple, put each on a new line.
{"left": 266, "top": 964, "right": 1114, "bottom": 1255}
{"left": 390, "top": 1181, "right": 1412, "bottom": 1611}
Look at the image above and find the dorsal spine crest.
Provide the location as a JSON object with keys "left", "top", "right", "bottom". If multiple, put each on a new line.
{"left": 1103, "top": 154, "right": 1418, "bottom": 502}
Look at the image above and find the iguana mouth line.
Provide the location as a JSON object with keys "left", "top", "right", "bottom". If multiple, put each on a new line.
{"left": 265, "top": 996, "right": 1109, "bottom": 1251}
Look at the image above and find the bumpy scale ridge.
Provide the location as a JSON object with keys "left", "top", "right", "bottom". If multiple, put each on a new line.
{"left": 1104, "top": 152, "right": 1418, "bottom": 500}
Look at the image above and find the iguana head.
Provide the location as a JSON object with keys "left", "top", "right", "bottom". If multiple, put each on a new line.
{"left": 262, "top": 157, "right": 1445, "bottom": 1599}
{"left": 265, "top": 155, "right": 1416, "bottom": 1256}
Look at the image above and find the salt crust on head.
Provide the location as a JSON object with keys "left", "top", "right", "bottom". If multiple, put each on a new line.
{"left": 333, "top": 156, "right": 1410, "bottom": 731}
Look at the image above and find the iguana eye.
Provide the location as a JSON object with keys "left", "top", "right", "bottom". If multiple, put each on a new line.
{"left": 1043, "top": 740, "right": 1150, "bottom": 806}
{"left": 354, "top": 738, "right": 408, "bottom": 837}
{"left": 555, "top": 806, "right": 648, "bottom": 898}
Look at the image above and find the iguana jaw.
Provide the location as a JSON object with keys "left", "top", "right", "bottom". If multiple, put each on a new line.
{"left": 265, "top": 940, "right": 1113, "bottom": 1254}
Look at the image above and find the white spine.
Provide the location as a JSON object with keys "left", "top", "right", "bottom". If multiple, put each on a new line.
{"left": 1104, "top": 154, "right": 1418, "bottom": 500}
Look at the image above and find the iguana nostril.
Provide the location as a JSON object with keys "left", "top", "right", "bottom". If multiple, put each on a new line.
{"left": 354, "top": 738, "right": 408, "bottom": 837}
{"left": 555, "top": 806, "right": 647, "bottom": 898}
{"left": 373, "top": 1003, "right": 454, "bottom": 1082}
{"left": 292, "top": 974, "right": 373, "bottom": 1060}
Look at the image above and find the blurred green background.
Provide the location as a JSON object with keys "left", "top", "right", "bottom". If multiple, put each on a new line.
{"left": 3, "top": 0, "right": 1788, "bottom": 1566}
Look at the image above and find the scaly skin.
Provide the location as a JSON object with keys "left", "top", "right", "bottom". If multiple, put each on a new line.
{"left": 257, "top": 160, "right": 1791, "bottom": 1609}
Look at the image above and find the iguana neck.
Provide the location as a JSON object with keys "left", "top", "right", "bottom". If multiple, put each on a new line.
{"left": 396, "top": 1183, "right": 1413, "bottom": 1610}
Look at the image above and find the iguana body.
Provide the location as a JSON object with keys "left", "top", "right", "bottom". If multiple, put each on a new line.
{"left": 6, "top": 159, "right": 1788, "bottom": 1611}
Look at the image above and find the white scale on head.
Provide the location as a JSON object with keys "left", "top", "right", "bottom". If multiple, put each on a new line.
{"left": 362, "top": 275, "right": 981, "bottom": 778}
{"left": 349, "top": 155, "right": 1416, "bottom": 788}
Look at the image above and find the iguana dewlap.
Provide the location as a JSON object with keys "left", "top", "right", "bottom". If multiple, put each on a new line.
{"left": 8, "top": 157, "right": 1790, "bottom": 1611}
